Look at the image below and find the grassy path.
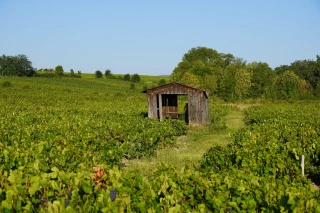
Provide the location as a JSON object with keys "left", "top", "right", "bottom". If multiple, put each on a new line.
{"left": 124, "top": 108, "right": 245, "bottom": 175}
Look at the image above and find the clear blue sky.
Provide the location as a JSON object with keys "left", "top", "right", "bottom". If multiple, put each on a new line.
{"left": 1, "top": 0, "right": 319, "bottom": 75}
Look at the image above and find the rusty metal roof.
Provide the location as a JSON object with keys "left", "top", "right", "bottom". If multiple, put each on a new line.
{"left": 143, "top": 82, "right": 208, "bottom": 98}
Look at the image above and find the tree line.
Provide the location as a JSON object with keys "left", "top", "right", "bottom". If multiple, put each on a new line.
{"left": 170, "top": 47, "right": 320, "bottom": 100}
{"left": 95, "top": 70, "right": 141, "bottom": 84}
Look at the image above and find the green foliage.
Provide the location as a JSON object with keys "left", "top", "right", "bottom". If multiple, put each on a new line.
{"left": 171, "top": 47, "right": 320, "bottom": 101}
{"left": 104, "top": 69, "right": 112, "bottom": 78}
{"left": 199, "top": 103, "right": 320, "bottom": 211}
{"left": 316, "top": 80, "right": 320, "bottom": 97}
{"left": 208, "top": 105, "right": 230, "bottom": 130}
{"left": 70, "top": 69, "right": 75, "bottom": 76}
{"left": 158, "top": 78, "right": 166, "bottom": 86}
{"left": 55, "top": 65, "right": 64, "bottom": 76}
{"left": 95, "top": 70, "right": 103, "bottom": 78}
{"left": 247, "top": 62, "right": 275, "bottom": 98}
{"left": 123, "top": 73, "right": 130, "bottom": 81}
{"left": 202, "top": 74, "right": 217, "bottom": 95}
{"left": 2, "top": 77, "right": 320, "bottom": 212}
{"left": 0, "top": 54, "right": 34, "bottom": 77}
{"left": 180, "top": 72, "right": 200, "bottom": 88}
{"left": 131, "top": 73, "right": 141, "bottom": 83}
{"left": 274, "top": 70, "right": 301, "bottom": 99}
{"left": 234, "top": 68, "right": 251, "bottom": 100}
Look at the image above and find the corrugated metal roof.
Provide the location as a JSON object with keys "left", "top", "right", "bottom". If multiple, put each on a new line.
{"left": 143, "top": 82, "right": 207, "bottom": 93}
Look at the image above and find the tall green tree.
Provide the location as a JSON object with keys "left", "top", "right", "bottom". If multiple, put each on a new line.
{"left": 131, "top": 74, "right": 141, "bottom": 83}
{"left": 234, "top": 68, "right": 251, "bottom": 100}
{"left": 275, "top": 70, "right": 301, "bottom": 99}
{"left": 95, "top": 70, "right": 103, "bottom": 78}
{"left": 247, "top": 62, "right": 275, "bottom": 98}
{"left": 55, "top": 65, "right": 64, "bottom": 76}
{"left": 170, "top": 47, "right": 235, "bottom": 83}
{"left": 202, "top": 73, "right": 218, "bottom": 95}
{"left": 290, "top": 59, "right": 318, "bottom": 90}
{"left": 105, "top": 69, "right": 112, "bottom": 78}
{"left": 0, "top": 54, "right": 34, "bottom": 76}
{"left": 124, "top": 74, "right": 130, "bottom": 81}
{"left": 180, "top": 72, "right": 200, "bottom": 88}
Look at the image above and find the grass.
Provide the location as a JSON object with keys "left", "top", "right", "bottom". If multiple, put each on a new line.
{"left": 124, "top": 109, "right": 245, "bottom": 175}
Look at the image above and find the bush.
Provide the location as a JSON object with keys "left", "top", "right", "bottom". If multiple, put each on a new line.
{"left": 105, "top": 69, "right": 112, "bottom": 78}
{"left": 158, "top": 79, "right": 166, "bottom": 86}
{"left": 124, "top": 74, "right": 130, "bottom": 81}
{"left": 95, "top": 70, "right": 103, "bottom": 78}
{"left": 131, "top": 74, "right": 141, "bottom": 83}
{"left": 55, "top": 65, "right": 64, "bottom": 76}
{"left": 130, "top": 82, "right": 135, "bottom": 89}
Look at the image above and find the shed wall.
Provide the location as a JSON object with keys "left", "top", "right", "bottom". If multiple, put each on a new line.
{"left": 146, "top": 83, "right": 210, "bottom": 126}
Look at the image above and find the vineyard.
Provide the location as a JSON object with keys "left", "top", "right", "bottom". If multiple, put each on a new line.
{"left": 1, "top": 77, "right": 320, "bottom": 212}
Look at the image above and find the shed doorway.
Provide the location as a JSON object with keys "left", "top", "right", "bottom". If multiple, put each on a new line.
{"left": 158, "top": 94, "right": 189, "bottom": 124}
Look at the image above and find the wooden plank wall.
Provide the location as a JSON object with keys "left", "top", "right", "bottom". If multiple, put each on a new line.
{"left": 147, "top": 94, "right": 157, "bottom": 119}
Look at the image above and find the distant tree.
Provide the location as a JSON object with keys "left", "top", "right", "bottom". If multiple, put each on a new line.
{"left": 0, "top": 54, "right": 34, "bottom": 76}
{"left": 78, "top": 70, "right": 81, "bottom": 75}
{"left": 95, "top": 70, "right": 103, "bottom": 78}
{"left": 131, "top": 73, "right": 141, "bottom": 83}
{"left": 124, "top": 73, "right": 130, "bottom": 81}
{"left": 55, "top": 65, "right": 64, "bottom": 76}
{"left": 70, "top": 69, "right": 75, "bottom": 76}
{"left": 105, "top": 69, "right": 112, "bottom": 78}
{"left": 158, "top": 79, "right": 166, "bottom": 86}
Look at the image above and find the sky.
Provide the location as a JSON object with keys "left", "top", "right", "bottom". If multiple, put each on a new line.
{"left": 0, "top": 0, "right": 319, "bottom": 75}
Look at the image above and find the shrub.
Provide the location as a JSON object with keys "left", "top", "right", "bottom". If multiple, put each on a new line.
{"left": 105, "top": 69, "right": 113, "bottom": 78}
{"left": 95, "top": 70, "right": 103, "bottom": 78}
{"left": 55, "top": 65, "right": 64, "bottom": 76}
{"left": 124, "top": 74, "right": 130, "bottom": 81}
{"left": 158, "top": 79, "right": 166, "bottom": 86}
{"left": 131, "top": 74, "right": 141, "bottom": 83}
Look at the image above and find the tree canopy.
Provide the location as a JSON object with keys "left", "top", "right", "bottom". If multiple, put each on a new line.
{"left": 55, "top": 65, "right": 64, "bottom": 76}
{"left": 170, "top": 46, "right": 320, "bottom": 100}
{"left": 95, "top": 70, "right": 103, "bottom": 78}
{"left": 0, "top": 54, "right": 34, "bottom": 77}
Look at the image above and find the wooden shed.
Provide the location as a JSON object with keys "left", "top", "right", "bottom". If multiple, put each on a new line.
{"left": 145, "top": 82, "right": 210, "bottom": 126}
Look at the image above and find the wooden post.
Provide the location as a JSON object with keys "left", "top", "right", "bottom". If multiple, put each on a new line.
{"left": 301, "top": 155, "right": 305, "bottom": 176}
{"left": 158, "top": 94, "right": 163, "bottom": 121}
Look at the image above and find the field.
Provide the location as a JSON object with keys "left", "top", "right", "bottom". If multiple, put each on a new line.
{"left": 1, "top": 75, "right": 320, "bottom": 212}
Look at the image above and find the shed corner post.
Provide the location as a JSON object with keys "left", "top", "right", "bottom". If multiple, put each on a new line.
{"left": 158, "top": 94, "right": 163, "bottom": 121}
